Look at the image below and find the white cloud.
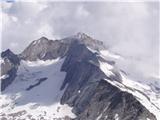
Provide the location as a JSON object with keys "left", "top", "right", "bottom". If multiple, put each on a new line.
{"left": 76, "top": 5, "right": 90, "bottom": 18}
{"left": 37, "top": 24, "right": 55, "bottom": 39}
{"left": 11, "top": 15, "right": 18, "bottom": 22}
{"left": 10, "top": 42, "right": 18, "bottom": 48}
{"left": 1, "top": 1, "right": 12, "bottom": 10}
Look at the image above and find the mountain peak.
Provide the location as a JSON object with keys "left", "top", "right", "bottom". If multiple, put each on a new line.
{"left": 1, "top": 49, "right": 14, "bottom": 58}
{"left": 1, "top": 49, "right": 20, "bottom": 65}
{"left": 39, "top": 36, "right": 48, "bottom": 40}
{"left": 31, "top": 36, "right": 49, "bottom": 45}
{"left": 74, "top": 32, "right": 91, "bottom": 40}
{"left": 72, "top": 32, "right": 106, "bottom": 50}
{"left": 37, "top": 36, "right": 49, "bottom": 43}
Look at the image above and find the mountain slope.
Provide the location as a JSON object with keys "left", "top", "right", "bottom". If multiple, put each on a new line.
{"left": 59, "top": 40, "right": 158, "bottom": 120}
{"left": 0, "top": 33, "right": 159, "bottom": 120}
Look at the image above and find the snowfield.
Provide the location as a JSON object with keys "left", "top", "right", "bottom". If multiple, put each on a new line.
{"left": 0, "top": 58, "right": 76, "bottom": 120}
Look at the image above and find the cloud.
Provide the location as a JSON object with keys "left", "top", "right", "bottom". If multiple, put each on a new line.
{"left": 10, "top": 42, "right": 18, "bottom": 48}
{"left": 37, "top": 24, "right": 55, "bottom": 39}
{"left": 1, "top": 1, "right": 159, "bottom": 79}
{"left": 76, "top": 5, "right": 90, "bottom": 18}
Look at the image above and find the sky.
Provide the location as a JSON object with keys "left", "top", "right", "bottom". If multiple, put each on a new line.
{"left": 0, "top": 1, "right": 159, "bottom": 80}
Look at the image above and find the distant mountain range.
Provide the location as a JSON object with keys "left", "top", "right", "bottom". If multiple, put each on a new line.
{"left": 0, "top": 33, "right": 160, "bottom": 120}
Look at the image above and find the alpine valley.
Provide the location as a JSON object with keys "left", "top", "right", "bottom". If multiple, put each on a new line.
{"left": 0, "top": 33, "right": 160, "bottom": 120}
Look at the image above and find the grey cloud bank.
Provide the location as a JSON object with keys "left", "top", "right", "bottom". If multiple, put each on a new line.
{"left": 1, "top": 1, "right": 159, "bottom": 80}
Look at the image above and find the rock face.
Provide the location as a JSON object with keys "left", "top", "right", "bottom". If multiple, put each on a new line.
{"left": 62, "top": 32, "right": 106, "bottom": 51}
{"left": 60, "top": 41, "right": 106, "bottom": 114}
{"left": 60, "top": 39, "right": 156, "bottom": 120}
{"left": 75, "top": 80, "right": 156, "bottom": 120}
{"left": 20, "top": 37, "right": 69, "bottom": 61}
{"left": 1, "top": 49, "right": 20, "bottom": 91}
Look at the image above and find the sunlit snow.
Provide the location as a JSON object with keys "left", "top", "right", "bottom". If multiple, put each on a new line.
{"left": 0, "top": 58, "right": 76, "bottom": 119}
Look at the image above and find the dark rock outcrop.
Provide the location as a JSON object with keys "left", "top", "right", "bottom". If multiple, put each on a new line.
{"left": 1, "top": 49, "right": 20, "bottom": 91}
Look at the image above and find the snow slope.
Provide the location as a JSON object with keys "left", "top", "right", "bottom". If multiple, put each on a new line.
{"left": 0, "top": 58, "right": 76, "bottom": 120}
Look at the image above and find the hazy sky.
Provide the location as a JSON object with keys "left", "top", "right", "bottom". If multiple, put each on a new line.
{"left": 1, "top": 1, "right": 159, "bottom": 79}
